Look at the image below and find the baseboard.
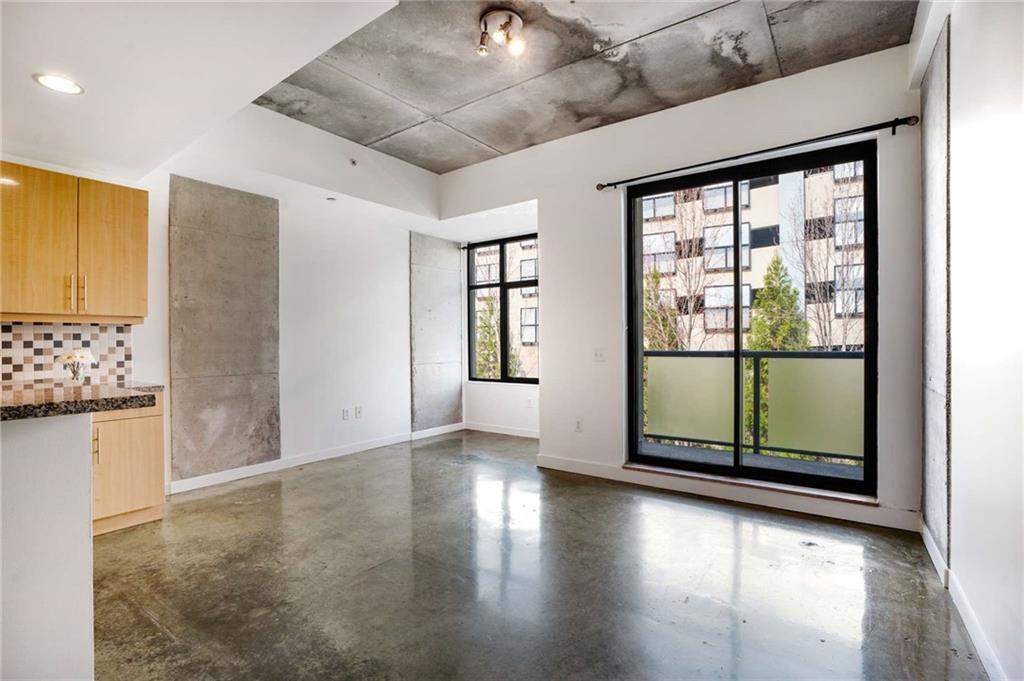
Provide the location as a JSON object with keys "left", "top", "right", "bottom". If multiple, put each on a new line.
{"left": 948, "top": 569, "right": 1009, "bottom": 681}
{"left": 920, "top": 521, "right": 950, "bottom": 587}
{"left": 411, "top": 422, "right": 465, "bottom": 440}
{"left": 464, "top": 422, "right": 539, "bottom": 439}
{"left": 169, "top": 432, "right": 412, "bottom": 494}
{"left": 537, "top": 453, "right": 920, "bottom": 531}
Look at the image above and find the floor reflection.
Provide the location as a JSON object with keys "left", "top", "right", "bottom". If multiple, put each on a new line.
{"left": 94, "top": 432, "right": 987, "bottom": 681}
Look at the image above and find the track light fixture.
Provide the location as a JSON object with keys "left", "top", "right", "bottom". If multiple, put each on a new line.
{"left": 477, "top": 8, "right": 525, "bottom": 57}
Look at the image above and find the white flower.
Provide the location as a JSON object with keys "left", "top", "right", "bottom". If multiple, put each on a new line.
{"left": 57, "top": 349, "right": 97, "bottom": 366}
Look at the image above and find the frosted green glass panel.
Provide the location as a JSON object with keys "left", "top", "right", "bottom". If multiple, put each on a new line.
{"left": 764, "top": 358, "right": 863, "bottom": 456}
{"left": 646, "top": 356, "right": 733, "bottom": 442}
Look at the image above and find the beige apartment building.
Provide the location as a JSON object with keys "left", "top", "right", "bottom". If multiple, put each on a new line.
{"left": 641, "top": 161, "right": 866, "bottom": 351}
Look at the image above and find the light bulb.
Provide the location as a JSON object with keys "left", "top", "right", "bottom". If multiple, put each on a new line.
{"left": 507, "top": 35, "right": 526, "bottom": 57}
{"left": 491, "top": 28, "right": 507, "bottom": 45}
{"left": 476, "top": 44, "right": 489, "bottom": 56}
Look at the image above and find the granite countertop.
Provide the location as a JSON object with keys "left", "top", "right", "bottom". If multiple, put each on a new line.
{"left": 1, "top": 379, "right": 164, "bottom": 421}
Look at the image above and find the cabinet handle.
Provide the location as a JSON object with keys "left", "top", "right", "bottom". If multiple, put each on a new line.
{"left": 94, "top": 430, "right": 100, "bottom": 465}
{"left": 80, "top": 274, "right": 88, "bottom": 312}
{"left": 67, "top": 274, "right": 77, "bottom": 311}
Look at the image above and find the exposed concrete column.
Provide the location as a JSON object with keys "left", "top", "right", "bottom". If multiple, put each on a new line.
{"left": 410, "top": 232, "right": 462, "bottom": 432}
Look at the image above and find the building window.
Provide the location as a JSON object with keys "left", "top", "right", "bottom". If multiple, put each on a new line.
{"left": 834, "top": 196, "right": 865, "bottom": 248}
{"left": 468, "top": 234, "right": 540, "bottom": 383}
{"left": 657, "top": 288, "right": 676, "bottom": 308}
{"left": 642, "top": 193, "right": 675, "bottom": 220}
{"left": 642, "top": 231, "right": 676, "bottom": 274}
{"left": 703, "top": 284, "right": 751, "bottom": 331}
{"left": 520, "top": 258, "right": 537, "bottom": 279}
{"left": 834, "top": 263, "right": 865, "bottom": 316}
{"left": 833, "top": 160, "right": 864, "bottom": 181}
{"left": 704, "top": 222, "right": 751, "bottom": 271}
{"left": 702, "top": 181, "right": 750, "bottom": 212}
{"left": 521, "top": 307, "right": 538, "bottom": 346}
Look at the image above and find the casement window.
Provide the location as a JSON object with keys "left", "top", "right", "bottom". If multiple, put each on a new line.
{"left": 703, "top": 284, "right": 751, "bottom": 331}
{"left": 468, "top": 234, "right": 540, "bottom": 383}
{"left": 834, "top": 263, "right": 865, "bottom": 316}
{"left": 702, "top": 181, "right": 750, "bottom": 212}
{"left": 833, "top": 160, "right": 864, "bottom": 181}
{"left": 704, "top": 222, "right": 751, "bottom": 271}
{"left": 642, "top": 193, "right": 675, "bottom": 220}
{"left": 642, "top": 231, "right": 676, "bottom": 274}
{"left": 834, "top": 196, "right": 865, "bottom": 248}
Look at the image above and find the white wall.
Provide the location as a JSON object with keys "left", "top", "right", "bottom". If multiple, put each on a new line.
{"left": 441, "top": 46, "right": 923, "bottom": 530}
{"left": 946, "top": 3, "right": 1024, "bottom": 679}
{"left": 129, "top": 108, "right": 444, "bottom": 492}
{"left": 464, "top": 382, "right": 539, "bottom": 438}
{"left": 279, "top": 207, "right": 411, "bottom": 460}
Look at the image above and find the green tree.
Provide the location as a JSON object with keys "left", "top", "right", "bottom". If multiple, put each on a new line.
{"left": 473, "top": 292, "right": 520, "bottom": 378}
{"left": 744, "top": 255, "right": 808, "bottom": 445}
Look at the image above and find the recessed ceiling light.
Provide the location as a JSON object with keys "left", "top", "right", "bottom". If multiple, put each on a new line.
{"left": 33, "top": 73, "right": 84, "bottom": 95}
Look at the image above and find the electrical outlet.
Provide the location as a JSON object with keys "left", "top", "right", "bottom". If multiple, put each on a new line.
{"left": 354, "top": 406, "right": 362, "bottom": 419}
{"left": 592, "top": 347, "right": 606, "bottom": 363}
{"left": 575, "top": 419, "right": 583, "bottom": 433}
{"left": 342, "top": 408, "right": 350, "bottom": 421}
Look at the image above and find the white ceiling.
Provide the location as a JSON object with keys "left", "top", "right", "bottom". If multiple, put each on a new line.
{"left": 1, "top": 1, "right": 394, "bottom": 180}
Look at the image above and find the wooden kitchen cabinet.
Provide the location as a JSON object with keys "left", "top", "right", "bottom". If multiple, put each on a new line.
{"left": 0, "top": 162, "right": 79, "bottom": 315}
{"left": 78, "top": 178, "right": 148, "bottom": 317}
{"left": 92, "top": 393, "right": 165, "bottom": 535}
{"left": 0, "top": 161, "right": 149, "bottom": 323}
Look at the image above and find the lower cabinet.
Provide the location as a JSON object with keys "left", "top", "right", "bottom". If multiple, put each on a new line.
{"left": 92, "top": 394, "right": 165, "bottom": 535}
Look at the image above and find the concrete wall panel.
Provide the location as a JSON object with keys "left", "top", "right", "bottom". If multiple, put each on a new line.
{"left": 410, "top": 232, "right": 461, "bottom": 432}
{"left": 170, "top": 175, "right": 280, "bottom": 480}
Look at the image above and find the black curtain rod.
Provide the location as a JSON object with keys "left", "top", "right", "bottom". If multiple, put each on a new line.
{"left": 595, "top": 115, "right": 919, "bottom": 191}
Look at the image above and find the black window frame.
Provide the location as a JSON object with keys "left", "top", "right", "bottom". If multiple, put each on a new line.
{"left": 625, "top": 140, "right": 878, "bottom": 496}
{"left": 467, "top": 233, "right": 539, "bottom": 384}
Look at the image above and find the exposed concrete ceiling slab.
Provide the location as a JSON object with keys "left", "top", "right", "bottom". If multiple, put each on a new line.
{"left": 370, "top": 120, "right": 500, "bottom": 174}
{"left": 255, "top": 0, "right": 918, "bottom": 175}
{"left": 320, "top": 1, "right": 730, "bottom": 116}
{"left": 765, "top": 0, "right": 919, "bottom": 76}
{"left": 255, "top": 60, "right": 427, "bottom": 146}
{"left": 442, "top": 0, "right": 780, "bottom": 153}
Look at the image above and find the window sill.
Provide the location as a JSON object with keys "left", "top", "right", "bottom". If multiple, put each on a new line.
{"left": 622, "top": 462, "right": 879, "bottom": 506}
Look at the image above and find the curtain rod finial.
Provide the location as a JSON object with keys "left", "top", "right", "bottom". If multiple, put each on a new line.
{"left": 907, "top": 115, "right": 920, "bottom": 126}
{"left": 596, "top": 183, "right": 606, "bottom": 191}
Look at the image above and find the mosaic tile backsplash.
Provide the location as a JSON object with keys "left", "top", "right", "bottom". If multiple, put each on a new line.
{"left": 1, "top": 323, "right": 132, "bottom": 384}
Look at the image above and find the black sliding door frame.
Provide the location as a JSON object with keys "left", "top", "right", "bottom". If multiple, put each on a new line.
{"left": 626, "top": 140, "right": 878, "bottom": 496}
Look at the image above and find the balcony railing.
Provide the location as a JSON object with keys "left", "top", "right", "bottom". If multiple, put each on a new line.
{"left": 644, "top": 350, "right": 865, "bottom": 467}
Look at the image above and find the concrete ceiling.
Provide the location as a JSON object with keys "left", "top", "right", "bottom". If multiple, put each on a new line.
{"left": 1, "top": 2, "right": 394, "bottom": 180}
{"left": 255, "top": 0, "right": 918, "bottom": 175}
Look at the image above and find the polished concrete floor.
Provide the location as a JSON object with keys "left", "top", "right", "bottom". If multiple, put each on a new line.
{"left": 95, "top": 431, "right": 987, "bottom": 680}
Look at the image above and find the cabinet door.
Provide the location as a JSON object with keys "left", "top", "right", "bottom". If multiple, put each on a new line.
{"left": 92, "top": 416, "right": 164, "bottom": 520}
{"left": 0, "top": 162, "right": 79, "bottom": 314}
{"left": 78, "top": 178, "right": 148, "bottom": 317}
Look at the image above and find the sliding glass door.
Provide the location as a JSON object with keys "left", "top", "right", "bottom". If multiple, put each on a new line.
{"left": 627, "top": 141, "right": 877, "bottom": 495}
